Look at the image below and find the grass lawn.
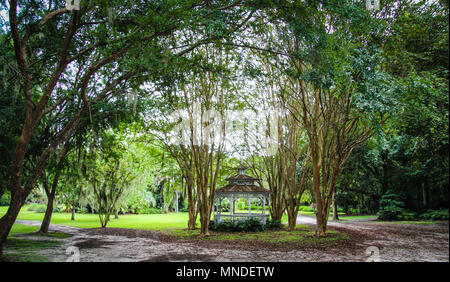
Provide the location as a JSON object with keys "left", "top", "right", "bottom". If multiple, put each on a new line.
{"left": 1, "top": 205, "right": 197, "bottom": 230}
{"left": 3, "top": 223, "right": 67, "bottom": 262}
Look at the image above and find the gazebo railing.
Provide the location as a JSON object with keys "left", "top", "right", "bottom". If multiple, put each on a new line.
{"left": 214, "top": 213, "right": 270, "bottom": 224}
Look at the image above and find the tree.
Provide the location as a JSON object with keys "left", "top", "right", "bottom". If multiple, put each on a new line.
{"left": 38, "top": 140, "right": 71, "bottom": 233}
{"left": 85, "top": 130, "right": 139, "bottom": 228}
{"left": 269, "top": 1, "right": 391, "bottom": 235}
{"left": 0, "top": 0, "right": 259, "bottom": 255}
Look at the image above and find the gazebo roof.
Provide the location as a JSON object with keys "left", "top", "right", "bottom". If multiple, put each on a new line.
{"left": 216, "top": 164, "right": 269, "bottom": 194}
{"left": 225, "top": 174, "right": 258, "bottom": 181}
{"left": 216, "top": 184, "right": 269, "bottom": 193}
{"left": 236, "top": 164, "right": 247, "bottom": 170}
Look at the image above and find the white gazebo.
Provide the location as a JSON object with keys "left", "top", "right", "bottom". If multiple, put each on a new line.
{"left": 213, "top": 165, "right": 271, "bottom": 224}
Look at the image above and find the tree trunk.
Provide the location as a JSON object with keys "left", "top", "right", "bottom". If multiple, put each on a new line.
{"left": 39, "top": 192, "right": 55, "bottom": 233}
{"left": 422, "top": 182, "right": 428, "bottom": 207}
{"left": 114, "top": 209, "right": 119, "bottom": 219}
{"left": 199, "top": 211, "right": 211, "bottom": 237}
{"left": 39, "top": 141, "right": 70, "bottom": 233}
{"left": 0, "top": 188, "right": 26, "bottom": 256}
{"left": 332, "top": 192, "right": 339, "bottom": 221}
{"left": 287, "top": 212, "right": 297, "bottom": 231}
{"left": 187, "top": 192, "right": 198, "bottom": 230}
{"left": 71, "top": 206, "right": 75, "bottom": 221}
{"left": 315, "top": 210, "right": 328, "bottom": 236}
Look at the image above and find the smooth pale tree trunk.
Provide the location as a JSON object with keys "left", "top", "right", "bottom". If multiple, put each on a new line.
{"left": 332, "top": 192, "right": 339, "bottom": 221}
{"left": 315, "top": 208, "right": 329, "bottom": 236}
{"left": 114, "top": 209, "right": 119, "bottom": 219}
{"left": 187, "top": 184, "right": 198, "bottom": 230}
{"left": 175, "top": 192, "right": 179, "bottom": 214}
{"left": 312, "top": 159, "right": 328, "bottom": 236}
{"left": 422, "top": 182, "right": 428, "bottom": 207}
{"left": 287, "top": 211, "right": 297, "bottom": 231}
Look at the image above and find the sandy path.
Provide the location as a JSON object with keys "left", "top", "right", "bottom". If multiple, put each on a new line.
{"left": 12, "top": 217, "right": 449, "bottom": 262}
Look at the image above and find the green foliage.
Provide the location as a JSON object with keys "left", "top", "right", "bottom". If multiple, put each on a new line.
{"left": 0, "top": 193, "right": 10, "bottom": 206}
{"left": 135, "top": 207, "right": 164, "bottom": 215}
{"left": 265, "top": 219, "right": 283, "bottom": 230}
{"left": 299, "top": 206, "right": 315, "bottom": 212}
{"left": 418, "top": 209, "right": 449, "bottom": 221}
{"left": 210, "top": 218, "right": 279, "bottom": 232}
{"left": 26, "top": 203, "right": 47, "bottom": 213}
{"left": 377, "top": 192, "right": 407, "bottom": 221}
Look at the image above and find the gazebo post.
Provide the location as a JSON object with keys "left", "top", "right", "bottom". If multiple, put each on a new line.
{"left": 230, "top": 195, "right": 234, "bottom": 221}
{"left": 214, "top": 197, "right": 218, "bottom": 224}
{"left": 262, "top": 195, "right": 266, "bottom": 215}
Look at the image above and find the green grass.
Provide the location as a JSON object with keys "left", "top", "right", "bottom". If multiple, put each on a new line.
{"left": 1, "top": 205, "right": 198, "bottom": 230}
{"left": 8, "top": 222, "right": 39, "bottom": 236}
{"left": 3, "top": 205, "right": 279, "bottom": 231}
{"left": 3, "top": 223, "right": 65, "bottom": 262}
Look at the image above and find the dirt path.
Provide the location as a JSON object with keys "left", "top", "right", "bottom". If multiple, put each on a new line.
{"left": 296, "top": 215, "right": 449, "bottom": 262}
{"left": 13, "top": 217, "right": 449, "bottom": 262}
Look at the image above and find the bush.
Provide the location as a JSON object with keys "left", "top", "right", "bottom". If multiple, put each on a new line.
{"left": 209, "top": 220, "right": 235, "bottom": 232}
{"left": 0, "top": 193, "right": 10, "bottom": 206}
{"left": 418, "top": 209, "right": 449, "bottom": 221}
{"left": 27, "top": 203, "right": 47, "bottom": 213}
{"left": 265, "top": 219, "right": 282, "bottom": 230}
{"left": 235, "top": 218, "right": 266, "bottom": 232}
{"left": 299, "top": 206, "right": 315, "bottom": 212}
{"left": 136, "top": 207, "right": 164, "bottom": 214}
{"left": 210, "top": 218, "right": 280, "bottom": 232}
{"left": 377, "top": 192, "right": 406, "bottom": 221}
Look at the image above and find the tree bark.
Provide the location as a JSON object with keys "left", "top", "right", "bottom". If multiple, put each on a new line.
{"left": 422, "top": 182, "right": 428, "bottom": 207}
{"left": 39, "top": 192, "right": 55, "bottom": 233}
{"left": 0, "top": 188, "right": 26, "bottom": 256}
{"left": 71, "top": 206, "right": 75, "bottom": 221}
{"left": 332, "top": 191, "right": 339, "bottom": 221}
{"left": 315, "top": 208, "right": 328, "bottom": 236}
{"left": 114, "top": 209, "right": 119, "bottom": 219}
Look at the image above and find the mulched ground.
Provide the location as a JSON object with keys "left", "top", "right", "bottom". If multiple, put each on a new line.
{"left": 77, "top": 220, "right": 449, "bottom": 261}
{"left": 6, "top": 218, "right": 449, "bottom": 262}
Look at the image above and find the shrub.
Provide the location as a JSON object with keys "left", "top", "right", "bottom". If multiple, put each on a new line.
{"left": 136, "top": 207, "right": 164, "bottom": 214}
{"left": 27, "top": 203, "right": 47, "bottom": 213}
{"left": 377, "top": 192, "right": 406, "bottom": 221}
{"left": 265, "top": 219, "right": 282, "bottom": 230}
{"left": 236, "top": 218, "right": 266, "bottom": 232}
{"left": 418, "top": 209, "right": 449, "bottom": 221}
{"left": 299, "top": 206, "right": 315, "bottom": 212}
{"left": 35, "top": 207, "right": 47, "bottom": 213}
{"left": 77, "top": 207, "right": 89, "bottom": 214}
{"left": 0, "top": 193, "right": 10, "bottom": 206}
{"left": 210, "top": 218, "right": 279, "bottom": 232}
{"left": 209, "top": 220, "right": 235, "bottom": 232}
